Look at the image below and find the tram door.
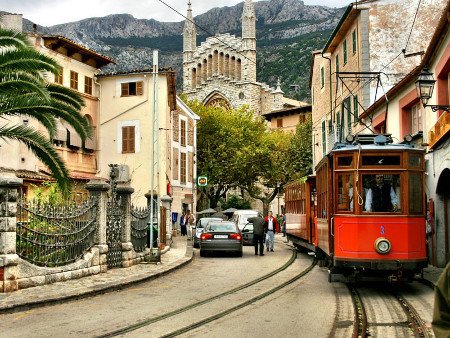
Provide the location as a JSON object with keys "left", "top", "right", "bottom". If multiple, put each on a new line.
{"left": 436, "top": 168, "right": 450, "bottom": 265}
{"left": 307, "top": 177, "right": 317, "bottom": 244}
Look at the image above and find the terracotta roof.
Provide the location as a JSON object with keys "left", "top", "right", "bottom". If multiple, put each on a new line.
{"left": 262, "top": 105, "right": 312, "bottom": 120}
{"left": 40, "top": 34, "right": 115, "bottom": 67}
{"left": 98, "top": 67, "right": 175, "bottom": 77}
{"left": 0, "top": 167, "right": 53, "bottom": 181}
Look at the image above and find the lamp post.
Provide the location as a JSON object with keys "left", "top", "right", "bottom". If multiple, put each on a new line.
{"left": 415, "top": 68, "right": 450, "bottom": 112}
{"left": 276, "top": 181, "right": 281, "bottom": 217}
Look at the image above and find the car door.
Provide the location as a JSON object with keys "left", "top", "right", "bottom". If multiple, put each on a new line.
{"left": 241, "top": 222, "right": 254, "bottom": 245}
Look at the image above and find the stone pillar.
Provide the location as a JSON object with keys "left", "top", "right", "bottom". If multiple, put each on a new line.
{"left": 161, "top": 195, "right": 173, "bottom": 243}
{"left": 86, "top": 179, "right": 109, "bottom": 273}
{"left": 117, "top": 183, "right": 134, "bottom": 267}
{"left": 0, "top": 173, "right": 22, "bottom": 292}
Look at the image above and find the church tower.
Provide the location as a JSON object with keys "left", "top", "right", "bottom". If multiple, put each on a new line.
{"left": 241, "top": 0, "right": 256, "bottom": 82}
{"left": 183, "top": 1, "right": 196, "bottom": 91}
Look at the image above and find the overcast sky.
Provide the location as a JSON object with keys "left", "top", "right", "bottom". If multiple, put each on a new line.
{"left": 0, "top": 0, "right": 351, "bottom": 27}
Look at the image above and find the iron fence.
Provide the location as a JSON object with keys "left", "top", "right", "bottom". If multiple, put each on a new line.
{"left": 131, "top": 206, "right": 150, "bottom": 252}
{"left": 16, "top": 198, "right": 98, "bottom": 267}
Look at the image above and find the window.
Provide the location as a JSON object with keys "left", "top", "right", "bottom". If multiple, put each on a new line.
{"left": 321, "top": 120, "right": 326, "bottom": 156}
{"left": 277, "top": 118, "right": 283, "bottom": 128}
{"left": 353, "top": 95, "right": 359, "bottom": 124}
{"left": 337, "top": 173, "right": 353, "bottom": 212}
{"left": 335, "top": 55, "right": 339, "bottom": 73}
{"left": 55, "top": 67, "right": 63, "bottom": 84}
{"left": 342, "top": 97, "right": 351, "bottom": 134}
{"left": 352, "top": 30, "right": 357, "bottom": 54}
{"left": 410, "top": 103, "right": 422, "bottom": 134}
{"left": 320, "top": 67, "right": 324, "bottom": 88}
{"left": 180, "top": 152, "right": 187, "bottom": 184}
{"left": 180, "top": 120, "right": 186, "bottom": 146}
{"left": 121, "top": 81, "right": 143, "bottom": 97}
{"left": 409, "top": 172, "right": 423, "bottom": 213}
{"left": 343, "top": 39, "right": 347, "bottom": 64}
{"left": 337, "top": 156, "right": 353, "bottom": 167}
{"left": 363, "top": 174, "right": 401, "bottom": 213}
{"left": 362, "top": 155, "right": 401, "bottom": 166}
{"left": 84, "top": 76, "right": 93, "bottom": 95}
{"left": 70, "top": 71, "right": 78, "bottom": 90}
{"left": 122, "top": 126, "right": 135, "bottom": 153}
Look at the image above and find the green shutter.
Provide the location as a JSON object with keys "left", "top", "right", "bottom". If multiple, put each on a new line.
{"left": 320, "top": 67, "right": 324, "bottom": 88}
{"left": 322, "top": 120, "right": 326, "bottom": 155}
{"left": 343, "top": 39, "right": 347, "bottom": 64}
{"left": 352, "top": 30, "right": 357, "bottom": 54}
{"left": 353, "top": 95, "right": 359, "bottom": 123}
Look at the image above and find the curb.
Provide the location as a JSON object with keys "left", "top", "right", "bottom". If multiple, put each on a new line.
{"left": 0, "top": 241, "right": 194, "bottom": 314}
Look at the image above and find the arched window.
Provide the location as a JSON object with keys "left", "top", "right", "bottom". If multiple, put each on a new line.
{"left": 236, "top": 59, "right": 242, "bottom": 81}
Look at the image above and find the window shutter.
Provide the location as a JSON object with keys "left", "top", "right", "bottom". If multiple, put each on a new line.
{"left": 137, "top": 81, "right": 143, "bottom": 95}
{"left": 122, "top": 127, "right": 128, "bottom": 153}
{"left": 129, "top": 126, "right": 135, "bottom": 152}
{"left": 121, "top": 83, "right": 129, "bottom": 97}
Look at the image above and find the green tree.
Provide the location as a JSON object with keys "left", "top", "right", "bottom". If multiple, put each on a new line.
{"left": 0, "top": 29, "right": 91, "bottom": 196}
{"left": 287, "top": 117, "right": 313, "bottom": 179}
{"left": 220, "top": 195, "right": 251, "bottom": 210}
{"left": 185, "top": 97, "right": 267, "bottom": 208}
{"left": 242, "top": 129, "right": 293, "bottom": 215}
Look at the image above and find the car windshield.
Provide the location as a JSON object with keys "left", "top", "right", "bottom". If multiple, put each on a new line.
{"left": 198, "top": 218, "right": 222, "bottom": 227}
{"left": 206, "top": 222, "right": 237, "bottom": 232}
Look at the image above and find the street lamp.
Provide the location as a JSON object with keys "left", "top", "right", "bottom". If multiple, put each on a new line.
{"left": 415, "top": 68, "right": 450, "bottom": 112}
{"left": 276, "top": 181, "right": 281, "bottom": 217}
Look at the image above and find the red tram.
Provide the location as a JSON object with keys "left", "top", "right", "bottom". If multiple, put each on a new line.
{"left": 285, "top": 135, "right": 428, "bottom": 282}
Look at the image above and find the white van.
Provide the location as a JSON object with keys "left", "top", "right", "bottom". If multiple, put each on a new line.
{"left": 231, "top": 209, "right": 260, "bottom": 230}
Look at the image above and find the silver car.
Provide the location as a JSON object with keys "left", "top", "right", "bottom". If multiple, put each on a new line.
{"left": 199, "top": 221, "right": 243, "bottom": 257}
{"left": 192, "top": 217, "right": 222, "bottom": 248}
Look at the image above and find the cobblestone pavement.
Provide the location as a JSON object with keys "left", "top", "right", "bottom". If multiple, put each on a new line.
{"left": 0, "top": 236, "right": 192, "bottom": 313}
{"left": 0, "top": 234, "right": 442, "bottom": 314}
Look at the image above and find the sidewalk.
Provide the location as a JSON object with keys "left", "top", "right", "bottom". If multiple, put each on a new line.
{"left": 0, "top": 236, "right": 193, "bottom": 313}
{"left": 423, "top": 264, "right": 444, "bottom": 287}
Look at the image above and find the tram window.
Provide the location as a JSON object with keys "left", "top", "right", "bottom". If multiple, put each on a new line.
{"left": 337, "top": 156, "right": 353, "bottom": 167}
{"left": 409, "top": 173, "right": 423, "bottom": 213}
{"left": 337, "top": 173, "right": 353, "bottom": 212}
{"left": 362, "top": 155, "right": 400, "bottom": 166}
{"left": 409, "top": 154, "right": 422, "bottom": 167}
{"left": 362, "top": 174, "right": 401, "bottom": 212}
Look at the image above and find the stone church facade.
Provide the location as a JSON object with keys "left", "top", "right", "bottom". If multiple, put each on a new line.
{"left": 182, "top": 0, "right": 285, "bottom": 115}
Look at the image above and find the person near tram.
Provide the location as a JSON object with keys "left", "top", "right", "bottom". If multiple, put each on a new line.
{"left": 248, "top": 215, "right": 267, "bottom": 256}
{"left": 364, "top": 174, "right": 399, "bottom": 212}
{"left": 264, "top": 211, "right": 279, "bottom": 252}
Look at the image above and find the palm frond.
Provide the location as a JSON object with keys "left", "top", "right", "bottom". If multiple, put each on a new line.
{"left": 0, "top": 72, "right": 50, "bottom": 99}
{"left": 0, "top": 29, "right": 31, "bottom": 49}
{"left": 0, "top": 49, "right": 59, "bottom": 75}
{"left": 0, "top": 124, "right": 71, "bottom": 196}
{"left": 47, "top": 84, "right": 85, "bottom": 110}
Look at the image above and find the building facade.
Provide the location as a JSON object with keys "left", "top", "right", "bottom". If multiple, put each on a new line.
{"left": 310, "top": 0, "right": 446, "bottom": 171}
{"left": 182, "top": 0, "right": 286, "bottom": 115}
{"left": 0, "top": 14, "right": 113, "bottom": 199}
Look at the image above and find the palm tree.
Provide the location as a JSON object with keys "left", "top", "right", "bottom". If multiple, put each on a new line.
{"left": 0, "top": 28, "right": 91, "bottom": 196}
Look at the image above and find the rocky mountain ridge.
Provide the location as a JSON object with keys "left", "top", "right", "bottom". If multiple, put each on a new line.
{"left": 19, "top": 0, "right": 346, "bottom": 101}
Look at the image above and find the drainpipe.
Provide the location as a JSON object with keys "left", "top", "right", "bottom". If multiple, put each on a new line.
{"left": 94, "top": 74, "right": 102, "bottom": 174}
{"left": 321, "top": 50, "right": 333, "bottom": 140}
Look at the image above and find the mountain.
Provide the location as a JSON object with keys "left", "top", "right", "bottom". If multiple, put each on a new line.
{"left": 23, "top": 0, "right": 345, "bottom": 102}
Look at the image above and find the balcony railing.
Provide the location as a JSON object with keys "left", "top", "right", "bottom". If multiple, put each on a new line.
{"left": 428, "top": 111, "right": 450, "bottom": 149}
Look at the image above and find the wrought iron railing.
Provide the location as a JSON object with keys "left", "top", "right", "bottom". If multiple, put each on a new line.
{"left": 16, "top": 198, "right": 98, "bottom": 267}
{"left": 131, "top": 206, "right": 150, "bottom": 252}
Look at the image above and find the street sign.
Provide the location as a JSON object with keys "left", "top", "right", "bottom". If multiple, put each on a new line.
{"left": 198, "top": 176, "right": 208, "bottom": 186}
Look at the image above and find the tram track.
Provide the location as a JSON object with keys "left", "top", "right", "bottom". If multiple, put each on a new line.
{"left": 346, "top": 283, "right": 432, "bottom": 338}
{"left": 98, "top": 249, "right": 316, "bottom": 337}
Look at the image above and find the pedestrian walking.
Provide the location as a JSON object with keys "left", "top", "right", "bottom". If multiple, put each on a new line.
{"left": 281, "top": 212, "right": 286, "bottom": 237}
{"left": 264, "top": 211, "right": 279, "bottom": 252}
{"left": 180, "top": 211, "right": 187, "bottom": 236}
{"left": 185, "top": 210, "right": 195, "bottom": 237}
{"left": 432, "top": 261, "right": 450, "bottom": 337}
{"left": 248, "top": 215, "right": 267, "bottom": 256}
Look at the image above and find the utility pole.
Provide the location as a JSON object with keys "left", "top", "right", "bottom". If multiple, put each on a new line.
{"left": 149, "top": 50, "right": 161, "bottom": 262}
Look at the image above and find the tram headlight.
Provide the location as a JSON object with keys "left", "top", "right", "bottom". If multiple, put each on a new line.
{"left": 374, "top": 237, "right": 391, "bottom": 254}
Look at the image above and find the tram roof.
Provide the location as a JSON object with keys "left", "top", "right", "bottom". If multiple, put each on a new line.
{"left": 330, "top": 143, "right": 425, "bottom": 153}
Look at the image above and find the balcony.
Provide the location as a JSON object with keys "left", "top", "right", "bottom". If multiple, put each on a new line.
{"left": 428, "top": 111, "right": 450, "bottom": 149}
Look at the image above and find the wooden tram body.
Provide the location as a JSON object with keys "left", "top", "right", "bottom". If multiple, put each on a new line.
{"left": 285, "top": 136, "right": 428, "bottom": 282}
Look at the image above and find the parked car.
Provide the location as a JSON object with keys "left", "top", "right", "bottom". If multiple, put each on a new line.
{"left": 192, "top": 217, "right": 222, "bottom": 248}
{"left": 199, "top": 221, "right": 243, "bottom": 257}
{"left": 230, "top": 209, "right": 260, "bottom": 230}
{"left": 241, "top": 222, "right": 254, "bottom": 246}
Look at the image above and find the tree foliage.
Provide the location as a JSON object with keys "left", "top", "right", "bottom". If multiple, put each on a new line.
{"left": 0, "top": 29, "right": 91, "bottom": 196}
{"left": 286, "top": 117, "right": 313, "bottom": 179}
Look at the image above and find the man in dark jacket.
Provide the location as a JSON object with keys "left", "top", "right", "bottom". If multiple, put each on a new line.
{"left": 248, "top": 215, "right": 267, "bottom": 256}
{"left": 432, "top": 262, "right": 450, "bottom": 337}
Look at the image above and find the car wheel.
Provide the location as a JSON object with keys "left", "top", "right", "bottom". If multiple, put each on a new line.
{"left": 237, "top": 250, "right": 243, "bottom": 257}
{"left": 193, "top": 243, "right": 198, "bottom": 249}
{"left": 200, "top": 250, "right": 206, "bottom": 257}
